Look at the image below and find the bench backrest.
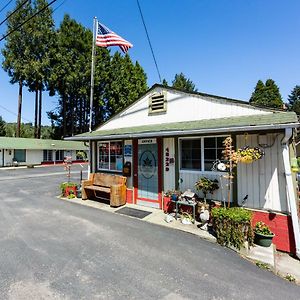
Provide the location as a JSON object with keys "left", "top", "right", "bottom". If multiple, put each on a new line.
{"left": 91, "top": 173, "right": 126, "bottom": 187}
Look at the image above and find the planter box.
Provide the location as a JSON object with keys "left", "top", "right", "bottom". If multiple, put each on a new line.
{"left": 163, "top": 196, "right": 174, "bottom": 213}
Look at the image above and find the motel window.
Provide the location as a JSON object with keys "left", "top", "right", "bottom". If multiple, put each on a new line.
{"left": 43, "top": 150, "right": 53, "bottom": 161}
{"left": 56, "top": 150, "right": 64, "bottom": 161}
{"left": 14, "top": 149, "right": 26, "bottom": 162}
{"left": 180, "top": 136, "right": 226, "bottom": 172}
{"left": 98, "top": 141, "right": 123, "bottom": 172}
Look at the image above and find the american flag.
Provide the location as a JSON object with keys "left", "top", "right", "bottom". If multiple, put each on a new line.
{"left": 96, "top": 21, "right": 133, "bottom": 53}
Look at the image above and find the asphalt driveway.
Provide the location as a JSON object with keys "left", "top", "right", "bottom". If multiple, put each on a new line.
{"left": 0, "top": 165, "right": 299, "bottom": 299}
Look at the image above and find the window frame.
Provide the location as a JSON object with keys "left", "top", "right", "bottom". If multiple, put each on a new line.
{"left": 14, "top": 149, "right": 26, "bottom": 162}
{"left": 179, "top": 135, "right": 228, "bottom": 174}
{"left": 97, "top": 140, "right": 123, "bottom": 172}
{"left": 43, "top": 150, "right": 53, "bottom": 162}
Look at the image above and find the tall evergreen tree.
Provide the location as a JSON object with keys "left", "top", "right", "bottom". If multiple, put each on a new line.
{"left": 249, "top": 79, "right": 283, "bottom": 108}
{"left": 2, "top": 0, "right": 32, "bottom": 137}
{"left": 162, "top": 78, "right": 168, "bottom": 87}
{"left": 0, "top": 116, "right": 6, "bottom": 136}
{"left": 171, "top": 72, "right": 197, "bottom": 92}
{"left": 105, "top": 52, "right": 147, "bottom": 120}
{"left": 26, "top": 0, "right": 55, "bottom": 138}
{"left": 287, "top": 85, "right": 300, "bottom": 115}
{"left": 47, "top": 15, "right": 109, "bottom": 137}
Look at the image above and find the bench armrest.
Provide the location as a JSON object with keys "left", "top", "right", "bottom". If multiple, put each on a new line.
{"left": 82, "top": 179, "right": 93, "bottom": 189}
{"left": 110, "top": 184, "right": 126, "bottom": 207}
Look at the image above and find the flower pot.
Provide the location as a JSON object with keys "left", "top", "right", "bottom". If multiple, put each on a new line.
{"left": 65, "top": 186, "right": 77, "bottom": 197}
{"left": 254, "top": 232, "right": 275, "bottom": 247}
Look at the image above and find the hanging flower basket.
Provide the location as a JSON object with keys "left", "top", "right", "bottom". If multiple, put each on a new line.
{"left": 237, "top": 146, "right": 264, "bottom": 163}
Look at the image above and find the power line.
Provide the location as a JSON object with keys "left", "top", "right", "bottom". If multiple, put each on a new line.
{"left": 0, "top": 0, "right": 31, "bottom": 26}
{"left": 136, "top": 0, "right": 162, "bottom": 83}
{"left": 0, "top": 103, "right": 33, "bottom": 123}
{"left": 0, "top": 0, "right": 57, "bottom": 42}
{"left": 0, "top": 0, "right": 13, "bottom": 14}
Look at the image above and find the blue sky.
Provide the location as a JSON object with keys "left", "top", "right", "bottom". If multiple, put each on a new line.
{"left": 0, "top": 0, "right": 299, "bottom": 125}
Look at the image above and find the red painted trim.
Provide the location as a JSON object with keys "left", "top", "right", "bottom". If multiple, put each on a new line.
{"left": 126, "top": 189, "right": 133, "bottom": 204}
{"left": 133, "top": 139, "right": 138, "bottom": 204}
{"left": 251, "top": 210, "right": 296, "bottom": 254}
{"left": 134, "top": 138, "right": 162, "bottom": 207}
{"left": 137, "top": 197, "right": 160, "bottom": 203}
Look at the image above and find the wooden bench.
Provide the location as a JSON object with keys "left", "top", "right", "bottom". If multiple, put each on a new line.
{"left": 81, "top": 173, "right": 127, "bottom": 207}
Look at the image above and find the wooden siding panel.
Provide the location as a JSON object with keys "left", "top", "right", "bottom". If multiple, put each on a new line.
{"left": 99, "top": 89, "right": 271, "bottom": 131}
{"left": 179, "top": 171, "right": 230, "bottom": 202}
{"left": 237, "top": 133, "right": 287, "bottom": 212}
{"left": 163, "top": 138, "right": 175, "bottom": 191}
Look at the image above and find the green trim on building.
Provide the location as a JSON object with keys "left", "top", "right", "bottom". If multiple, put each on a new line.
{"left": 0, "top": 137, "right": 88, "bottom": 150}
{"left": 72, "top": 111, "right": 298, "bottom": 140}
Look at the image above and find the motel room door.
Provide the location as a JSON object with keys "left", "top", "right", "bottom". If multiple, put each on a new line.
{"left": 134, "top": 138, "right": 162, "bottom": 209}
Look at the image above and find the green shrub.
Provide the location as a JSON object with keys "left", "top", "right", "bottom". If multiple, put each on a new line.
{"left": 211, "top": 207, "right": 254, "bottom": 250}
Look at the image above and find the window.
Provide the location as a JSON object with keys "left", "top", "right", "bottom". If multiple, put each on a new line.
{"left": 204, "top": 137, "right": 224, "bottom": 171}
{"left": 43, "top": 150, "right": 53, "bottom": 161}
{"left": 56, "top": 150, "right": 64, "bottom": 161}
{"left": 179, "top": 136, "right": 226, "bottom": 172}
{"left": 14, "top": 149, "right": 26, "bottom": 162}
{"left": 98, "top": 141, "right": 123, "bottom": 171}
{"left": 149, "top": 92, "right": 167, "bottom": 114}
{"left": 180, "top": 139, "right": 201, "bottom": 170}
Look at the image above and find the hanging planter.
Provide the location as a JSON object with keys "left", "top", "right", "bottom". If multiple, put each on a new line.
{"left": 237, "top": 146, "right": 264, "bottom": 163}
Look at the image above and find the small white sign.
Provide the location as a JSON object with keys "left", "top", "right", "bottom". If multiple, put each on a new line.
{"left": 138, "top": 138, "right": 157, "bottom": 144}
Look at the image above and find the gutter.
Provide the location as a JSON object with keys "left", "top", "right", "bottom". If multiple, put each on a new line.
{"left": 65, "top": 123, "right": 299, "bottom": 141}
{"left": 281, "top": 128, "right": 300, "bottom": 259}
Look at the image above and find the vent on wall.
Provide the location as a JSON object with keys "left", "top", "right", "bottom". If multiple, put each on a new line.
{"left": 149, "top": 92, "right": 167, "bottom": 114}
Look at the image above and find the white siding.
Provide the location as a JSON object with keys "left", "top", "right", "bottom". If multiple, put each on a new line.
{"left": 163, "top": 138, "right": 175, "bottom": 191}
{"left": 26, "top": 150, "right": 43, "bottom": 165}
{"left": 3, "top": 149, "right": 14, "bottom": 166}
{"left": 237, "top": 133, "right": 287, "bottom": 212}
{"left": 98, "top": 88, "right": 271, "bottom": 131}
{"left": 178, "top": 171, "right": 231, "bottom": 203}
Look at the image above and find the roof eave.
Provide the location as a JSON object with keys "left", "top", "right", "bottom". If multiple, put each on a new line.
{"left": 65, "top": 123, "right": 299, "bottom": 141}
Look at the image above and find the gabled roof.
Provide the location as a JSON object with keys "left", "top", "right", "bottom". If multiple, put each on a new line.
{"left": 95, "top": 84, "right": 279, "bottom": 131}
{"left": 0, "top": 137, "right": 88, "bottom": 150}
{"left": 68, "top": 111, "right": 299, "bottom": 141}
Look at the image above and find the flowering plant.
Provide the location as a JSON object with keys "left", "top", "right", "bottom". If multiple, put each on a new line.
{"left": 237, "top": 146, "right": 264, "bottom": 163}
{"left": 254, "top": 221, "right": 273, "bottom": 235}
{"left": 164, "top": 190, "right": 182, "bottom": 197}
{"left": 195, "top": 177, "right": 219, "bottom": 197}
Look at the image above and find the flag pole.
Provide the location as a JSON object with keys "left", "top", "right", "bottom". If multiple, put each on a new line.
{"left": 89, "top": 17, "right": 97, "bottom": 132}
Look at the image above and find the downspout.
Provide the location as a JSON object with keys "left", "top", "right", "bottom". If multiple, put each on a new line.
{"left": 282, "top": 128, "right": 300, "bottom": 259}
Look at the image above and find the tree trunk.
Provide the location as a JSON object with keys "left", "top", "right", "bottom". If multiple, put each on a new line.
{"left": 16, "top": 81, "right": 23, "bottom": 137}
{"left": 79, "top": 97, "right": 83, "bottom": 133}
{"left": 37, "top": 87, "right": 42, "bottom": 139}
{"left": 62, "top": 96, "right": 66, "bottom": 137}
{"left": 34, "top": 82, "right": 39, "bottom": 138}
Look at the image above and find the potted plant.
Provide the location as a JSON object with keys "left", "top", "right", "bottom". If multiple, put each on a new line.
{"left": 254, "top": 221, "right": 275, "bottom": 247}
{"left": 237, "top": 146, "right": 264, "bottom": 163}
{"left": 181, "top": 212, "right": 193, "bottom": 225}
{"left": 163, "top": 190, "right": 181, "bottom": 213}
{"left": 195, "top": 177, "right": 219, "bottom": 204}
{"left": 60, "top": 182, "right": 78, "bottom": 197}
